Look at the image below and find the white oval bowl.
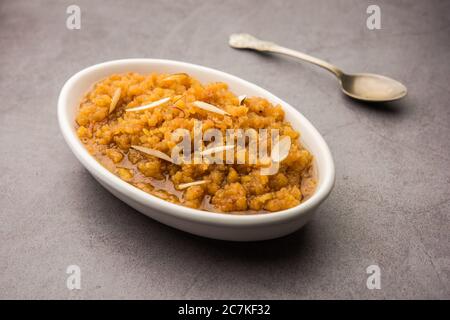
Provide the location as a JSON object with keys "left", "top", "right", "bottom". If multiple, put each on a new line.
{"left": 58, "top": 59, "right": 335, "bottom": 241}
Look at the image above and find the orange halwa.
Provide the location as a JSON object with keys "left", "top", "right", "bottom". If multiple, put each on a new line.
{"left": 75, "top": 72, "right": 315, "bottom": 213}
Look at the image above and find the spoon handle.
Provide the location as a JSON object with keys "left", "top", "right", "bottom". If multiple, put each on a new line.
{"left": 229, "top": 33, "right": 343, "bottom": 79}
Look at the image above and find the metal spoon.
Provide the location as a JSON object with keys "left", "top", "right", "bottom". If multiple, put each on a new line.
{"left": 229, "top": 33, "right": 407, "bottom": 102}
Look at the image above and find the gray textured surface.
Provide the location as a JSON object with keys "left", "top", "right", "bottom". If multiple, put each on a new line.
{"left": 1, "top": 0, "right": 449, "bottom": 299}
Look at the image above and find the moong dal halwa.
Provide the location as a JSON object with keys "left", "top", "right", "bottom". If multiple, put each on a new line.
{"left": 76, "top": 72, "right": 316, "bottom": 213}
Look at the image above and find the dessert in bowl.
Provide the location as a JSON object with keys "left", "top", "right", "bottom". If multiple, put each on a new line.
{"left": 58, "top": 59, "right": 334, "bottom": 241}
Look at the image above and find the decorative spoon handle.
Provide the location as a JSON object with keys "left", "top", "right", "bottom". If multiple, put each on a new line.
{"left": 229, "top": 33, "right": 343, "bottom": 78}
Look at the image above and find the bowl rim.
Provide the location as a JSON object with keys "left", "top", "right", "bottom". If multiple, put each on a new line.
{"left": 58, "top": 58, "right": 335, "bottom": 227}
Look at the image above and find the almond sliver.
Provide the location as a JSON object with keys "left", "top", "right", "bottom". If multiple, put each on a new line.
{"left": 178, "top": 180, "right": 209, "bottom": 189}
{"left": 200, "top": 144, "right": 235, "bottom": 156}
{"left": 109, "top": 88, "right": 122, "bottom": 114}
{"left": 130, "top": 145, "right": 174, "bottom": 163}
{"left": 193, "top": 101, "right": 230, "bottom": 116}
{"left": 161, "top": 73, "right": 188, "bottom": 82}
{"left": 126, "top": 97, "right": 171, "bottom": 112}
{"left": 238, "top": 95, "right": 247, "bottom": 105}
{"left": 271, "top": 136, "right": 291, "bottom": 163}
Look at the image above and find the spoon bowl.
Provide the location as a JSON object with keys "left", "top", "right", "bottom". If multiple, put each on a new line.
{"left": 340, "top": 73, "right": 407, "bottom": 102}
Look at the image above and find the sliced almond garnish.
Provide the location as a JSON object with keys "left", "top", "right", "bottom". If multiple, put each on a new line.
{"left": 161, "top": 73, "right": 188, "bottom": 82}
{"left": 238, "top": 95, "right": 247, "bottom": 105}
{"left": 109, "top": 88, "right": 122, "bottom": 114}
{"left": 193, "top": 101, "right": 230, "bottom": 116}
{"left": 178, "top": 180, "right": 209, "bottom": 189}
{"left": 270, "top": 136, "right": 291, "bottom": 163}
{"left": 125, "top": 97, "right": 171, "bottom": 112}
{"left": 130, "top": 145, "right": 174, "bottom": 163}
{"left": 200, "top": 144, "right": 235, "bottom": 156}
{"left": 170, "top": 105, "right": 185, "bottom": 118}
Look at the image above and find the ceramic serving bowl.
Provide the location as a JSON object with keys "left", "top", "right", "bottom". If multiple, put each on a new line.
{"left": 58, "top": 59, "right": 335, "bottom": 241}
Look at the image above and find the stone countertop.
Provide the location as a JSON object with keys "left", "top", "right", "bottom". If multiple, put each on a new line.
{"left": 0, "top": 0, "right": 449, "bottom": 299}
